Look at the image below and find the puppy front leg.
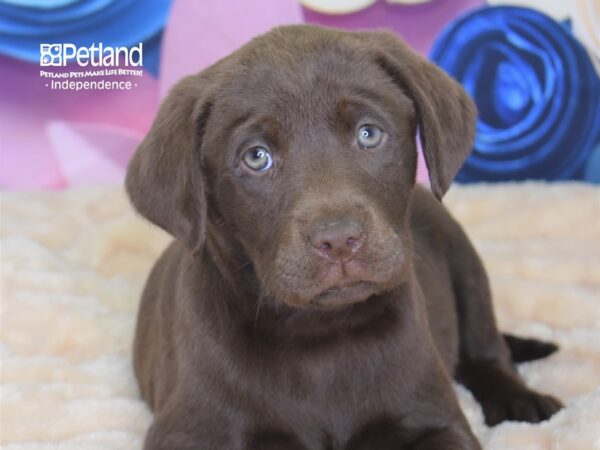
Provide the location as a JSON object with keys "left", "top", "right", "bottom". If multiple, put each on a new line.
{"left": 143, "top": 415, "right": 233, "bottom": 450}
{"left": 144, "top": 417, "right": 309, "bottom": 450}
{"left": 144, "top": 421, "right": 196, "bottom": 450}
{"left": 246, "top": 429, "right": 308, "bottom": 450}
{"left": 344, "top": 419, "right": 406, "bottom": 450}
{"left": 410, "top": 425, "right": 481, "bottom": 450}
{"left": 345, "top": 419, "right": 481, "bottom": 450}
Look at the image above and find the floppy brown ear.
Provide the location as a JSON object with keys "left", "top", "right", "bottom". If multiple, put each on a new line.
{"left": 125, "top": 75, "right": 211, "bottom": 253}
{"left": 361, "top": 31, "right": 477, "bottom": 199}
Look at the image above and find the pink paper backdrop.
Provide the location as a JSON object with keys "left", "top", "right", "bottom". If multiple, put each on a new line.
{"left": 2, "top": 0, "right": 598, "bottom": 189}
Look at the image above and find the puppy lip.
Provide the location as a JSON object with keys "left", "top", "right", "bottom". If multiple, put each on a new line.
{"left": 311, "top": 280, "right": 375, "bottom": 307}
{"left": 324, "top": 280, "right": 369, "bottom": 292}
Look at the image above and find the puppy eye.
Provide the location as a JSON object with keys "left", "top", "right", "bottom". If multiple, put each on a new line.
{"left": 242, "top": 146, "right": 273, "bottom": 172}
{"left": 357, "top": 125, "right": 383, "bottom": 149}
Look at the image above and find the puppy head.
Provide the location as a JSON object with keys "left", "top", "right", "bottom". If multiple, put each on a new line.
{"left": 126, "top": 25, "right": 476, "bottom": 309}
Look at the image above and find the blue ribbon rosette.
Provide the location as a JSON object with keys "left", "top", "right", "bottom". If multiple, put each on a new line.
{"left": 430, "top": 6, "right": 600, "bottom": 182}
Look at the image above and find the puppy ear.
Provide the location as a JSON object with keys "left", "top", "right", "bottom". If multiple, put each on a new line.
{"left": 362, "top": 31, "right": 477, "bottom": 199}
{"left": 126, "top": 75, "right": 211, "bottom": 253}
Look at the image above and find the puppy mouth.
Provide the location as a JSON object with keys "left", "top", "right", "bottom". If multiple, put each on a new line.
{"left": 269, "top": 244, "right": 407, "bottom": 309}
{"left": 311, "top": 280, "right": 376, "bottom": 308}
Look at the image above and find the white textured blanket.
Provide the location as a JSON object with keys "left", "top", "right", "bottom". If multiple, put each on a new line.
{"left": 1, "top": 183, "right": 599, "bottom": 449}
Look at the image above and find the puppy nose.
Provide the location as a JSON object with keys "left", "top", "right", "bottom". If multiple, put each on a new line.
{"left": 309, "top": 218, "right": 365, "bottom": 261}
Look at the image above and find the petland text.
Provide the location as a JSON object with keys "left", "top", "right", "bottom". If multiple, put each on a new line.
{"left": 40, "top": 43, "right": 143, "bottom": 67}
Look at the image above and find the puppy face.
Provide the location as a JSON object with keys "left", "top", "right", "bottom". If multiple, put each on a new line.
{"left": 126, "top": 26, "right": 476, "bottom": 309}
{"left": 203, "top": 47, "right": 417, "bottom": 308}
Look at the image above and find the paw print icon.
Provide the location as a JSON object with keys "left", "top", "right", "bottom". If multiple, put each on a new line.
{"left": 40, "top": 44, "right": 63, "bottom": 66}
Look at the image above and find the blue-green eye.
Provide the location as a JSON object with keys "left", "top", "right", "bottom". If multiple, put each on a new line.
{"left": 357, "top": 125, "right": 383, "bottom": 149}
{"left": 243, "top": 146, "right": 273, "bottom": 172}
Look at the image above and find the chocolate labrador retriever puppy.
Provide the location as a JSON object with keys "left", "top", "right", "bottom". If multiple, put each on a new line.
{"left": 126, "top": 25, "right": 562, "bottom": 449}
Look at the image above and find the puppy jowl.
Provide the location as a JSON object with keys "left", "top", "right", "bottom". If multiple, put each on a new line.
{"left": 126, "top": 25, "right": 562, "bottom": 450}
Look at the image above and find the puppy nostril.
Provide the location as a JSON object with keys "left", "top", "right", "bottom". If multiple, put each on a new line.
{"left": 320, "top": 242, "right": 332, "bottom": 251}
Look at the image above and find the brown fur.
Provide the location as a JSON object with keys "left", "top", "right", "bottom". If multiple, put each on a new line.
{"left": 126, "top": 25, "right": 562, "bottom": 449}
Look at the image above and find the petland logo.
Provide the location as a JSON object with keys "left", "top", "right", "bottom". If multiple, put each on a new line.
{"left": 40, "top": 43, "right": 143, "bottom": 67}
{"left": 39, "top": 43, "right": 144, "bottom": 91}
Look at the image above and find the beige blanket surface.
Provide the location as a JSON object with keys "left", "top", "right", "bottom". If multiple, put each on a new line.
{"left": 1, "top": 183, "right": 599, "bottom": 450}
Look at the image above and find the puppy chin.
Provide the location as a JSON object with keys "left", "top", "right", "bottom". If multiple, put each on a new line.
{"left": 272, "top": 277, "right": 402, "bottom": 310}
{"left": 310, "top": 281, "right": 378, "bottom": 309}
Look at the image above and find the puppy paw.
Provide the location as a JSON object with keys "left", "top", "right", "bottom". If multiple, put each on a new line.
{"left": 458, "top": 362, "right": 563, "bottom": 426}
{"left": 480, "top": 389, "right": 563, "bottom": 426}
